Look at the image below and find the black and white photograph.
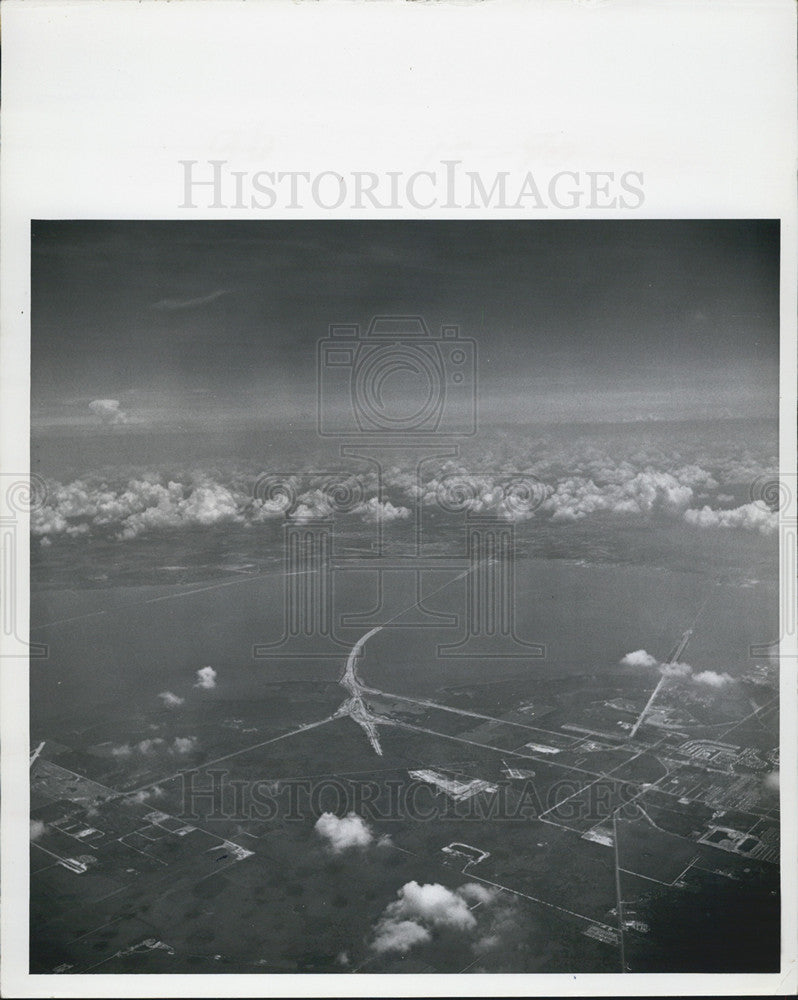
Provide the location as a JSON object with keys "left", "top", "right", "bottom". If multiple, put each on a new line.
{"left": 1, "top": 1, "right": 795, "bottom": 996}
{"left": 27, "top": 219, "right": 782, "bottom": 975}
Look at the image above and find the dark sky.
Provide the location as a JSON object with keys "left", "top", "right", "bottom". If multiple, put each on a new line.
{"left": 31, "top": 219, "right": 779, "bottom": 428}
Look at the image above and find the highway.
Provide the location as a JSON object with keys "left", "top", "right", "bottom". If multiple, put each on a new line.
{"left": 334, "top": 626, "right": 385, "bottom": 755}
{"left": 628, "top": 589, "right": 712, "bottom": 740}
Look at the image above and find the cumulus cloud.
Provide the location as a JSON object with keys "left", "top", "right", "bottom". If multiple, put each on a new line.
{"left": 372, "top": 918, "right": 432, "bottom": 955}
{"left": 88, "top": 398, "right": 127, "bottom": 425}
{"left": 458, "top": 883, "right": 499, "bottom": 906}
{"left": 31, "top": 476, "right": 245, "bottom": 541}
{"left": 30, "top": 819, "right": 46, "bottom": 841}
{"left": 684, "top": 502, "right": 777, "bottom": 536}
{"left": 621, "top": 649, "right": 659, "bottom": 668}
{"left": 30, "top": 430, "right": 778, "bottom": 543}
{"left": 622, "top": 647, "right": 737, "bottom": 691}
{"left": 541, "top": 470, "right": 694, "bottom": 523}
{"left": 194, "top": 665, "right": 217, "bottom": 690}
{"left": 660, "top": 661, "right": 693, "bottom": 678}
{"left": 158, "top": 691, "right": 184, "bottom": 708}
{"left": 287, "top": 488, "right": 335, "bottom": 524}
{"left": 113, "top": 737, "right": 195, "bottom": 756}
{"left": 172, "top": 736, "right": 198, "bottom": 754}
{"left": 370, "top": 881, "right": 507, "bottom": 955}
{"left": 422, "top": 471, "right": 547, "bottom": 523}
{"left": 692, "top": 669, "right": 734, "bottom": 687}
{"left": 117, "top": 481, "right": 243, "bottom": 540}
{"left": 386, "top": 881, "right": 478, "bottom": 932}
{"left": 314, "top": 812, "right": 374, "bottom": 853}
{"left": 127, "top": 787, "right": 164, "bottom": 805}
{"left": 352, "top": 498, "right": 411, "bottom": 524}
{"left": 764, "top": 770, "right": 780, "bottom": 792}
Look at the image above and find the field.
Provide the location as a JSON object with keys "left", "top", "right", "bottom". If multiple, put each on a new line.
{"left": 29, "top": 550, "right": 780, "bottom": 974}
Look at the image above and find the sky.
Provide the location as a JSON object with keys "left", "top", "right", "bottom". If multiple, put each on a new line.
{"left": 31, "top": 219, "right": 779, "bottom": 429}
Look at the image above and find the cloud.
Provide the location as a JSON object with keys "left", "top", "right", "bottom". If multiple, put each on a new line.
{"left": 684, "top": 502, "right": 777, "bottom": 536}
{"left": 660, "top": 661, "right": 693, "bottom": 678}
{"left": 764, "top": 770, "right": 779, "bottom": 792}
{"left": 113, "top": 737, "right": 196, "bottom": 756}
{"left": 88, "top": 398, "right": 127, "bottom": 425}
{"left": 287, "top": 488, "right": 335, "bottom": 524}
{"left": 172, "top": 736, "right": 198, "bottom": 754}
{"left": 621, "top": 649, "right": 658, "bottom": 668}
{"left": 540, "top": 470, "right": 694, "bottom": 523}
{"left": 385, "top": 881, "right": 478, "bottom": 932}
{"left": 371, "top": 919, "right": 432, "bottom": 955}
{"left": 127, "top": 787, "right": 165, "bottom": 805}
{"left": 152, "top": 289, "right": 229, "bottom": 311}
{"left": 352, "top": 498, "right": 411, "bottom": 524}
{"left": 31, "top": 476, "right": 245, "bottom": 541}
{"left": 622, "top": 650, "right": 733, "bottom": 688}
{"left": 158, "top": 691, "right": 184, "bottom": 708}
{"left": 692, "top": 669, "right": 733, "bottom": 687}
{"left": 194, "top": 666, "right": 217, "bottom": 690}
{"left": 473, "top": 933, "right": 502, "bottom": 955}
{"left": 29, "top": 430, "right": 778, "bottom": 542}
{"left": 314, "top": 811, "right": 374, "bottom": 852}
{"left": 371, "top": 880, "right": 496, "bottom": 955}
{"left": 422, "top": 471, "right": 546, "bottom": 523}
{"left": 458, "top": 883, "right": 499, "bottom": 906}
{"left": 30, "top": 819, "right": 46, "bottom": 841}
{"left": 621, "top": 651, "right": 734, "bottom": 690}
{"left": 124, "top": 785, "right": 165, "bottom": 806}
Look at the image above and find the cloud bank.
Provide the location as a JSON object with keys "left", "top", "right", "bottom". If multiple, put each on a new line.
{"left": 30, "top": 430, "right": 778, "bottom": 542}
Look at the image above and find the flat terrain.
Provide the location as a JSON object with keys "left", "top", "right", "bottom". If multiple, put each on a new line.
{"left": 30, "top": 553, "right": 780, "bottom": 973}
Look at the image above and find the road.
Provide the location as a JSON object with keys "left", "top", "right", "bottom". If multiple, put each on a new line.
{"left": 629, "top": 624, "right": 697, "bottom": 739}
{"left": 334, "top": 626, "right": 385, "bottom": 755}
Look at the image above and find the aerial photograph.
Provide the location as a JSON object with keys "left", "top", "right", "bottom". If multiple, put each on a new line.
{"left": 29, "top": 219, "right": 780, "bottom": 974}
